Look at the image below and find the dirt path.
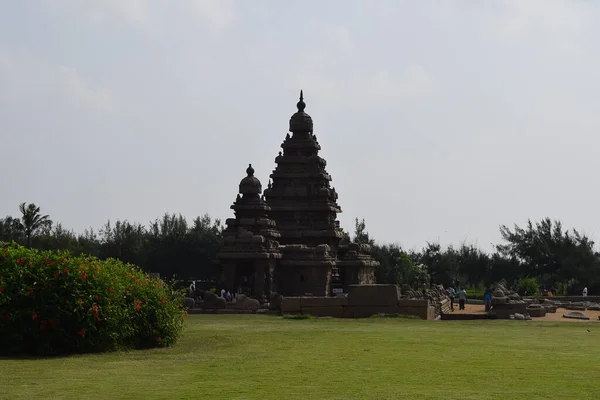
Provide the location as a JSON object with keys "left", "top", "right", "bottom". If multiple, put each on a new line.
{"left": 450, "top": 303, "right": 600, "bottom": 322}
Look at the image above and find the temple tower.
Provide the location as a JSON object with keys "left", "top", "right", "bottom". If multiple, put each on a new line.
{"left": 217, "top": 164, "right": 282, "bottom": 302}
{"left": 263, "top": 92, "right": 344, "bottom": 248}
{"left": 263, "top": 92, "right": 344, "bottom": 296}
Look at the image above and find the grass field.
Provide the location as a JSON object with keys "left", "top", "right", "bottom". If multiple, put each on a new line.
{"left": 1, "top": 315, "right": 599, "bottom": 400}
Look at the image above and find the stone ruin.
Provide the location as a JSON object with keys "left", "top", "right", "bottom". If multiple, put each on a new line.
{"left": 491, "top": 279, "right": 557, "bottom": 319}
{"left": 216, "top": 92, "right": 379, "bottom": 302}
{"left": 490, "top": 278, "right": 600, "bottom": 320}
{"left": 401, "top": 284, "right": 451, "bottom": 316}
{"left": 490, "top": 279, "right": 528, "bottom": 319}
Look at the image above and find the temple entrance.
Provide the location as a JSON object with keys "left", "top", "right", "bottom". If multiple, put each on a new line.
{"left": 234, "top": 262, "right": 255, "bottom": 296}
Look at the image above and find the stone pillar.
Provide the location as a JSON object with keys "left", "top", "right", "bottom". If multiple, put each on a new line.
{"left": 265, "top": 260, "right": 275, "bottom": 296}
{"left": 253, "top": 262, "right": 266, "bottom": 302}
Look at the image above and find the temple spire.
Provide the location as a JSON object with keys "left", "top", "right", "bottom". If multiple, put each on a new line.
{"left": 297, "top": 90, "right": 306, "bottom": 112}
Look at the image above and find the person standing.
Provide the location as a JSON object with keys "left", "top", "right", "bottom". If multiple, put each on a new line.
{"left": 458, "top": 287, "right": 467, "bottom": 311}
{"left": 448, "top": 286, "right": 456, "bottom": 311}
{"left": 583, "top": 286, "right": 588, "bottom": 297}
{"left": 483, "top": 287, "right": 492, "bottom": 312}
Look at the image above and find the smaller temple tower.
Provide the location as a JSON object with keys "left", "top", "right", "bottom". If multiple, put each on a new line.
{"left": 217, "top": 164, "right": 282, "bottom": 302}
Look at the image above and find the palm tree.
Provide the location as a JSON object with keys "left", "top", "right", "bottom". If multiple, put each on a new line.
{"left": 19, "top": 202, "right": 52, "bottom": 247}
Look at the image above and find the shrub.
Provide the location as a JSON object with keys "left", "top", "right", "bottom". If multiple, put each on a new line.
{"left": 0, "top": 242, "right": 186, "bottom": 356}
{"left": 516, "top": 277, "right": 539, "bottom": 297}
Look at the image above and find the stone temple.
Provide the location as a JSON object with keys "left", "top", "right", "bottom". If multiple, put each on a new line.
{"left": 218, "top": 92, "right": 379, "bottom": 301}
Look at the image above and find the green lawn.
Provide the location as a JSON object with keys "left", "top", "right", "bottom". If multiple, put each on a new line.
{"left": 1, "top": 315, "right": 599, "bottom": 400}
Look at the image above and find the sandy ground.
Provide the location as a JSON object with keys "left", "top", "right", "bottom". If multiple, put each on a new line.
{"left": 451, "top": 303, "right": 600, "bottom": 322}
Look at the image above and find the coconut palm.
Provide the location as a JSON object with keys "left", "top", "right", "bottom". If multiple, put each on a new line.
{"left": 19, "top": 202, "right": 52, "bottom": 247}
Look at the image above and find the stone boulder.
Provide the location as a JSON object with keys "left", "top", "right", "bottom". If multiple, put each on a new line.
{"left": 508, "top": 293, "right": 521, "bottom": 301}
{"left": 202, "top": 291, "right": 226, "bottom": 309}
{"left": 269, "top": 292, "right": 283, "bottom": 311}
{"left": 231, "top": 294, "right": 260, "bottom": 311}
{"left": 563, "top": 311, "right": 590, "bottom": 320}
{"left": 183, "top": 297, "right": 195, "bottom": 309}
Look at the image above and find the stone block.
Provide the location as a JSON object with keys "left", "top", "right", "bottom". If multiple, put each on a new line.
{"left": 281, "top": 297, "right": 302, "bottom": 313}
{"left": 492, "top": 302, "right": 528, "bottom": 319}
{"left": 347, "top": 284, "right": 400, "bottom": 306}
{"left": 397, "top": 299, "right": 429, "bottom": 307}
{"left": 544, "top": 305, "right": 557, "bottom": 313}
{"left": 300, "top": 296, "right": 347, "bottom": 308}
{"left": 491, "top": 296, "right": 508, "bottom": 305}
{"left": 527, "top": 307, "right": 546, "bottom": 318}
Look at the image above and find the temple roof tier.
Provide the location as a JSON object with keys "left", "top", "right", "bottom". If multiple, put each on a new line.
{"left": 268, "top": 172, "right": 332, "bottom": 180}
{"left": 239, "top": 164, "right": 262, "bottom": 195}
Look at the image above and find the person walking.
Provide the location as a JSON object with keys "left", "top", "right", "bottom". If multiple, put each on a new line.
{"left": 458, "top": 287, "right": 467, "bottom": 311}
{"left": 448, "top": 286, "right": 456, "bottom": 311}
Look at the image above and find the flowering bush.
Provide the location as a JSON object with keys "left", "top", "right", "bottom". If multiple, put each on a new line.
{"left": 0, "top": 242, "right": 186, "bottom": 356}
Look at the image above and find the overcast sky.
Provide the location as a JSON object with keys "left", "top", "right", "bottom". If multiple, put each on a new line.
{"left": 2, "top": 0, "right": 600, "bottom": 252}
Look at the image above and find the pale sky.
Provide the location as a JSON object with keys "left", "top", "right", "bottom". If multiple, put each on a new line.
{"left": 2, "top": 0, "right": 600, "bottom": 252}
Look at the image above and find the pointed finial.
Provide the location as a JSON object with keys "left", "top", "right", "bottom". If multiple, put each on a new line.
{"left": 297, "top": 90, "right": 306, "bottom": 112}
{"left": 246, "top": 163, "right": 255, "bottom": 176}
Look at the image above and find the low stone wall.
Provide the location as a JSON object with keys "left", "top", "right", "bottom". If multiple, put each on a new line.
{"left": 491, "top": 302, "right": 528, "bottom": 319}
{"left": 281, "top": 297, "right": 434, "bottom": 319}
{"left": 534, "top": 296, "right": 600, "bottom": 303}
{"left": 280, "top": 285, "right": 436, "bottom": 320}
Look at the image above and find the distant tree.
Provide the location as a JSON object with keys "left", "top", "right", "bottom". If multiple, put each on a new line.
{"left": 0, "top": 216, "right": 24, "bottom": 243}
{"left": 18, "top": 202, "right": 52, "bottom": 247}
{"left": 353, "top": 218, "right": 374, "bottom": 246}
{"left": 99, "top": 220, "right": 147, "bottom": 267}
{"left": 419, "top": 242, "right": 459, "bottom": 287}
{"left": 498, "top": 218, "right": 600, "bottom": 293}
{"left": 456, "top": 242, "right": 490, "bottom": 287}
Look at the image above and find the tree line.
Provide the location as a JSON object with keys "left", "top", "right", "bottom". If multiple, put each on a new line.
{"left": 2, "top": 203, "right": 599, "bottom": 295}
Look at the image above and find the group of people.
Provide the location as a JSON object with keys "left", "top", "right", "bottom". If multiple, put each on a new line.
{"left": 541, "top": 286, "right": 558, "bottom": 296}
{"left": 447, "top": 286, "right": 495, "bottom": 312}
{"left": 187, "top": 280, "right": 251, "bottom": 304}
{"left": 219, "top": 288, "right": 236, "bottom": 302}
{"left": 447, "top": 286, "right": 468, "bottom": 311}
